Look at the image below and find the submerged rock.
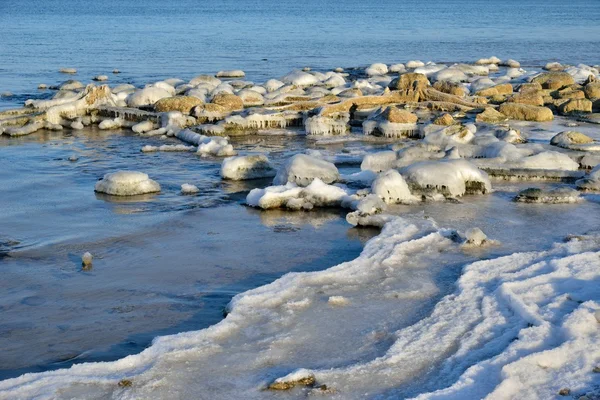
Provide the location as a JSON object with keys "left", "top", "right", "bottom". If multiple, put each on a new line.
{"left": 94, "top": 171, "right": 161, "bottom": 196}
{"left": 515, "top": 187, "right": 581, "bottom": 203}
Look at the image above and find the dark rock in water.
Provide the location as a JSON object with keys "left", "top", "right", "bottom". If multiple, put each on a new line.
{"left": 514, "top": 187, "right": 581, "bottom": 203}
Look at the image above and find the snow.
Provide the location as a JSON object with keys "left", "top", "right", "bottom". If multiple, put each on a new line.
{"left": 401, "top": 159, "right": 492, "bottom": 197}
{"left": 220, "top": 155, "right": 276, "bottom": 180}
{"left": 273, "top": 154, "right": 339, "bottom": 186}
{"left": 94, "top": 170, "right": 161, "bottom": 196}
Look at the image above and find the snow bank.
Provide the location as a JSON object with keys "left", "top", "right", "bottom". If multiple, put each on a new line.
{"left": 273, "top": 154, "right": 339, "bottom": 186}
{"left": 220, "top": 155, "right": 276, "bottom": 180}
{"left": 94, "top": 171, "right": 161, "bottom": 196}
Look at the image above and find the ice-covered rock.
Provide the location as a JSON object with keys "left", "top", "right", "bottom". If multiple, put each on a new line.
{"left": 281, "top": 71, "right": 319, "bottom": 86}
{"left": 126, "top": 87, "right": 172, "bottom": 108}
{"left": 247, "top": 179, "right": 347, "bottom": 210}
{"left": 220, "top": 155, "right": 276, "bottom": 180}
{"left": 365, "top": 63, "right": 388, "bottom": 76}
{"left": 81, "top": 252, "right": 93, "bottom": 268}
{"left": 304, "top": 114, "right": 349, "bottom": 136}
{"left": 515, "top": 187, "right": 581, "bottom": 203}
{"left": 514, "top": 151, "right": 579, "bottom": 171}
{"left": 180, "top": 184, "right": 200, "bottom": 195}
{"left": 154, "top": 96, "right": 203, "bottom": 113}
{"left": 401, "top": 159, "right": 492, "bottom": 197}
{"left": 273, "top": 154, "right": 339, "bottom": 186}
{"left": 371, "top": 170, "right": 417, "bottom": 204}
{"left": 94, "top": 171, "right": 161, "bottom": 196}
{"left": 550, "top": 131, "right": 599, "bottom": 151}
{"left": 361, "top": 151, "right": 398, "bottom": 172}
{"left": 406, "top": 60, "right": 425, "bottom": 69}
{"left": 197, "top": 137, "right": 236, "bottom": 157}
{"left": 576, "top": 165, "right": 600, "bottom": 191}
{"left": 362, "top": 106, "right": 419, "bottom": 138}
{"left": 216, "top": 70, "right": 245, "bottom": 78}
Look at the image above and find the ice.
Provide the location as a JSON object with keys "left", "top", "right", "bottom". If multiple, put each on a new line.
{"left": 273, "top": 154, "right": 339, "bottom": 186}
{"left": 371, "top": 169, "right": 417, "bottom": 204}
{"left": 514, "top": 151, "right": 579, "bottom": 171}
{"left": 220, "top": 155, "right": 276, "bottom": 180}
{"left": 246, "top": 178, "right": 348, "bottom": 210}
{"left": 365, "top": 63, "right": 388, "bottom": 76}
{"left": 304, "top": 114, "right": 349, "bottom": 136}
{"left": 126, "top": 87, "right": 171, "bottom": 108}
{"left": 140, "top": 144, "right": 195, "bottom": 152}
{"left": 94, "top": 171, "right": 161, "bottom": 196}
{"left": 576, "top": 165, "right": 600, "bottom": 191}
{"left": 401, "top": 159, "right": 492, "bottom": 197}
{"left": 180, "top": 183, "right": 199, "bottom": 195}
{"left": 197, "top": 137, "right": 236, "bottom": 157}
{"left": 281, "top": 70, "right": 319, "bottom": 86}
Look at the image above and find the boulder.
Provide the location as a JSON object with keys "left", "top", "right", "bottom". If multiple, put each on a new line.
{"left": 220, "top": 155, "right": 276, "bottom": 180}
{"left": 531, "top": 72, "right": 575, "bottom": 90}
{"left": 211, "top": 93, "right": 244, "bottom": 111}
{"left": 388, "top": 72, "right": 429, "bottom": 91}
{"left": 498, "top": 103, "right": 554, "bottom": 122}
{"left": 94, "top": 171, "right": 160, "bottom": 196}
{"left": 433, "top": 113, "right": 455, "bottom": 125}
{"left": 558, "top": 98, "right": 593, "bottom": 115}
{"left": 154, "top": 96, "right": 204, "bottom": 113}
{"left": 433, "top": 81, "right": 467, "bottom": 97}
{"left": 273, "top": 154, "right": 339, "bottom": 186}
{"left": 475, "top": 107, "right": 508, "bottom": 123}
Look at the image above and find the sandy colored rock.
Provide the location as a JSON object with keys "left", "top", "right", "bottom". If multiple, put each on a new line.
{"left": 475, "top": 107, "right": 508, "bottom": 123}
{"left": 389, "top": 72, "right": 429, "bottom": 91}
{"left": 553, "top": 86, "right": 585, "bottom": 100}
{"left": 498, "top": 103, "right": 554, "bottom": 121}
{"left": 584, "top": 82, "right": 600, "bottom": 99}
{"left": 433, "top": 113, "right": 455, "bottom": 125}
{"left": 558, "top": 98, "right": 593, "bottom": 115}
{"left": 531, "top": 72, "right": 575, "bottom": 90}
{"left": 154, "top": 96, "right": 204, "bottom": 113}
{"left": 550, "top": 131, "right": 594, "bottom": 145}
{"left": 380, "top": 106, "right": 418, "bottom": 123}
{"left": 476, "top": 83, "right": 513, "bottom": 97}
{"left": 433, "top": 81, "right": 466, "bottom": 97}
{"left": 508, "top": 92, "right": 544, "bottom": 106}
{"left": 211, "top": 93, "right": 244, "bottom": 111}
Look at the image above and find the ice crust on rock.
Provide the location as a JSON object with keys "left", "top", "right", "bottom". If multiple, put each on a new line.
{"left": 220, "top": 155, "right": 276, "bottom": 180}
{"left": 273, "top": 154, "right": 339, "bottom": 186}
{"left": 94, "top": 170, "right": 161, "bottom": 196}
{"left": 401, "top": 159, "right": 492, "bottom": 197}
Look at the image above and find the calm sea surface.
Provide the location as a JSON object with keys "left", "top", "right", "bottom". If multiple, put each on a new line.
{"left": 1, "top": 0, "right": 600, "bottom": 109}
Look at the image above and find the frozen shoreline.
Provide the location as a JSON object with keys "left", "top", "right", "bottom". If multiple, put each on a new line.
{"left": 1, "top": 55, "right": 600, "bottom": 398}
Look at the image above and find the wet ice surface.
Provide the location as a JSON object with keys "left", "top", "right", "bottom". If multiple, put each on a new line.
{"left": 0, "top": 129, "right": 380, "bottom": 379}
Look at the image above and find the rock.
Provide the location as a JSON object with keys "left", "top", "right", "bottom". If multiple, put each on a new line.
{"left": 59, "top": 68, "right": 77, "bottom": 74}
{"left": 220, "top": 155, "right": 276, "bottom": 180}
{"left": 550, "top": 131, "right": 594, "bottom": 148}
{"left": 365, "top": 63, "right": 389, "bottom": 76}
{"left": 216, "top": 70, "right": 245, "bottom": 78}
{"left": 406, "top": 60, "right": 425, "bottom": 69}
{"left": 126, "top": 87, "right": 172, "bottom": 108}
{"left": 508, "top": 92, "right": 544, "bottom": 106}
{"left": 498, "top": 103, "right": 554, "bottom": 122}
{"left": 180, "top": 183, "right": 200, "bottom": 194}
{"left": 576, "top": 165, "right": 600, "bottom": 191}
{"left": 389, "top": 63, "right": 406, "bottom": 73}
{"left": 476, "top": 83, "right": 513, "bottom": 97}
{"left": 81, "top": 252, "right": 93, "bottom": 268}
{"left": 38, "top": 84, "right": 48, "bottom": 89}
{"left": 71, "top": 120, "right": 84, "bottom": 130}
{"left": 433, "top": 113, "right": 455, "bottom": 125}
{"left": 94, "top": 171, "right": 161, "bottom": 196}
{"left": 558, "top": 98, "right": 593, "bottom": 115}
{"left": 388, "top": 72, "right": 429, "bottom": 91}
{"left": 475, "top": 107, "right": 508, "bottom": 123}
{"left": 273, "top": 154, "right": 339, "bottom": 186}
{"left": 544, "top": 62, "right": 564, "bottom": 71}
{"left": 236, "top": 89, "right": 264, "bottom": 107}
{"left": 1, "top": 92, "right": 13, "bottom": 98}
{"left": 371, "top": 169, "right": 415, "bottom": 204}
{"left": 500, "top": 59, "right": 521, "bottom": 68}
{"left": 558, "top": 388, "right": 571, "bottom": 396}
{"left": 59, "top": 80, "right": 85, "bottom": 91}
{"left": 531, "top": 72, "right": 575, "bottom": 90}
{"left": 93, "top": 75, "right": 108, "bottom": 82}
{"left": 112, "top": 69, "right": 121, "bottom": 74}
{"left": 514, "top": 187, "right": 581, "bottom": 203}
{"left": 211, "top": 93, "right": 244, "bottom": 111}
{"left": 433, "top": 81, "right": 467, "bottom": 97}
{"left": 465, "top": 227, "right": 488, "bottom": 246}
{"left": 268, "top": 370, "right": 316, "bottom": 391}
{"left": 154, "top": 96, "right": 204, "bottom": 113}
{"left": 584, "top": 82, "right": 600, "bottom": 99}
{"left": 362, "top": 106, "right": 419, "bottom": 138}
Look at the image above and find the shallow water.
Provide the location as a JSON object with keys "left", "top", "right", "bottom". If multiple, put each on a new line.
{"left": 1, "top": 0, "right": 600, "bottom": 110}
{"left": 0, "top": 130, "right": 381, "bottom": 379}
